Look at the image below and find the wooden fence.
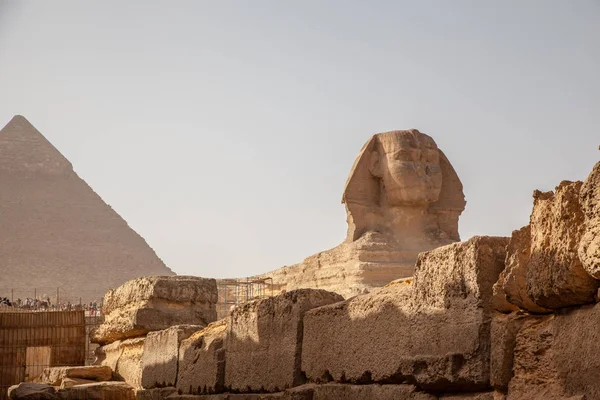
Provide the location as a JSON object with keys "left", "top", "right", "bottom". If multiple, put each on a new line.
{"left": 0, "top": 311, "right": 88, "bottom": 399}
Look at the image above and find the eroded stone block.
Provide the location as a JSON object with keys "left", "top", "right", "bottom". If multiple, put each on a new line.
{"left": 302, "top": 236, "right": 508, "bottom": 391}
{"left": 526, "top": 183, "right": 598, "bottom": 309}
{"left": 39, "top": 365, "right": 112, "bottom": 386}
{"left": 59, "top": 381, "right": 136, "bottom": 400}
{"left": 490, "top": 313, "right": 527, "bottom": 392}
{"left": 225, "top": 289, "right": 343, "bottom": 393}
{"left": 95, "top": 337, "right": 145, "bottom": 388}
{"left": 7, "top": 383, "right": 57, "bottom": 400}
{"left": 141, "top": 325, "right": 202, "bottom": 389}
{"left": 92, "top": 276, "right": 218, "bottom": 345}
{"left": 177, "top": 321, "right": 227, "bottom": 395}
{"left": 508, "top": 304, "right": 600, "bottom": 399}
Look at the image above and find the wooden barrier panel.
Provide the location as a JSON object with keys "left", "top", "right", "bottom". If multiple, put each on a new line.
{"left": 0, "top": 310, "right": 86, "bottom": 399}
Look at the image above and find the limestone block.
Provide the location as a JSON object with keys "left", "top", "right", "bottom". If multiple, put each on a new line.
{"left": 225, "top": 289, "right": 344, "bottom": 393}
{"left": 284, "top": 383, "right": 435, "bottom": 400}
{"left": 59, "top": 381, "right": 136, "bottom": 400}
{"left": 302, "top": 236, "right": 508, "bottom": 392}
{"left": 40, "top": 365, "right": 112, "bottom": 386}
{"left": 140, "top": 325, "right": 202, "bottom": 389}
{"left": 526, "top": 183, "right": 598, "bottom": 308}
{"left": 500, "top": 183, "right": 598, "bottom": 312}
{"left": 92, "top": 276, "right": 218, "bottom": 345}
{"left": 508, "top": 304, "right": 600, "bottom": 399}
{"left": 501, "top": 226, "right": 550, "bottom": 314}
{"left": 579, "top": 162, "right": 600, "bottom": 278}
{"left": 7, "top": 383, "right": 58, "bottom": 400}
{"left": 177, "top": 321, "right": 227, "bottom": 395}
{"left": 95, "top": 337, "right": 145, "bottom": 388}
{"left": 490, "top": 313, "right": 527, "bottom": 392}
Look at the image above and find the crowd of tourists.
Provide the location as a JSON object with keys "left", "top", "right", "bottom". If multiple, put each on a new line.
{"left": 0, "top": 295, "right": 102, "bottom": 315}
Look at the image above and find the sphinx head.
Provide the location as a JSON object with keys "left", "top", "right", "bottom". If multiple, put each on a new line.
{"left": 343, "top": 129, "right": 466, "bottom": 242}
{"left": 369, "top": 130, "right": 443, "bottom": 206}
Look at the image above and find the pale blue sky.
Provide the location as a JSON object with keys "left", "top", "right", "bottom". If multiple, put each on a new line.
{"left": 0, "top": 1, "right": 598, "bottom": 278}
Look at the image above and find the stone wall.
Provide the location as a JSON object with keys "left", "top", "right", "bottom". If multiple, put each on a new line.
{"left": 90, "top": 275, "right": 218, "bottom": 392}
{"left": 8, "top": 157, "right": 600, "bottom": 400}
{"left": 100, "top": 161, "right": 600, "bottom": 400}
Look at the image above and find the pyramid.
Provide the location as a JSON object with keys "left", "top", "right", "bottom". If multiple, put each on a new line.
{"left": 0, "top": 116, "right": 174, "bottom": 303}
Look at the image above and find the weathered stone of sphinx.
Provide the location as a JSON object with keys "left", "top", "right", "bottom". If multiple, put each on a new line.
{"left": 254, "top": 130, "right": 466, "bottom": 298}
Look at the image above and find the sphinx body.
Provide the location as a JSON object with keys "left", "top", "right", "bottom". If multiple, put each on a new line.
{"left": 255, "top": 129, "right": 466, "bottom": 298}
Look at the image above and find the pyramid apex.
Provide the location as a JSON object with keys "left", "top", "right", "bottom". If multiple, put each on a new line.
{"left": 2, "top": 114, "right": 36, "bottom": 131}
{"left": 0, "top": 115, "right": 73, "bottom": 175}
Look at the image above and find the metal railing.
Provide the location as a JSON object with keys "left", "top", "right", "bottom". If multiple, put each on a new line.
{"left": 0, "top": 288, "right": 103, "bottom": 315}
{"left": 216, "top": 277, "right": 274, "bottom": 320}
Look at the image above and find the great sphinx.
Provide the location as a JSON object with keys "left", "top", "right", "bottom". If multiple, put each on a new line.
{"left": 255, "top": 129, "right": 466, "bottom": 298}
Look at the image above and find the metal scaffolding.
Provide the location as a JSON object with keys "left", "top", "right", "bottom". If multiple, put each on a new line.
{"left": 216, "top": 277, "right": 273, "bottom": 319}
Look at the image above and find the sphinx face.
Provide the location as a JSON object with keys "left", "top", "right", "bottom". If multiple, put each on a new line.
{"left": 373, "top": 130, "right": 443, "bottom": 206}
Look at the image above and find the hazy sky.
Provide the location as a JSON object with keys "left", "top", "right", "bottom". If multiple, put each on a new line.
{"left": 0, "top": 1, "right": 598, "bottom": 279}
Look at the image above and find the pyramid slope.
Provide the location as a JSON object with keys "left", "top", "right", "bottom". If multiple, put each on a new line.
{"left": 0, "top": 116, "right": 174, "bottom": 302}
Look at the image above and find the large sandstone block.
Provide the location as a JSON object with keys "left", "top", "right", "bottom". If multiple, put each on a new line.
{"left": 508, "top": 304, "right": 600, "bottom": 399}
{"left": 302, "top": 236, "right": 508, "bottom": 392}
{"left": 95, "top": 337, "right": 145, "bottom": 388}
{"left": 526, "top": 183, "right": 598, "bottom": 308}
{"left": 177, "top": 321, "right": 227, "bottom": 395}
{"left": 59, "top": 381, "right": 136, "bottom": 400}
{"left": 225, "top": 289, "right": 344, "bottom": 393}
{"left": 39, "top": 365, "right": 112, "bottom": 386}
{"left": 140, "top": 325, "right": 202, "bottom": 389}
{"left": 499, "top": 183, "right": 598, "bottom": 313}
{"left": 579, "top": 162, "right": 600, "bottom": 278}
{"left": 92, "top": 276, "right": 218, "bottom": 345}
